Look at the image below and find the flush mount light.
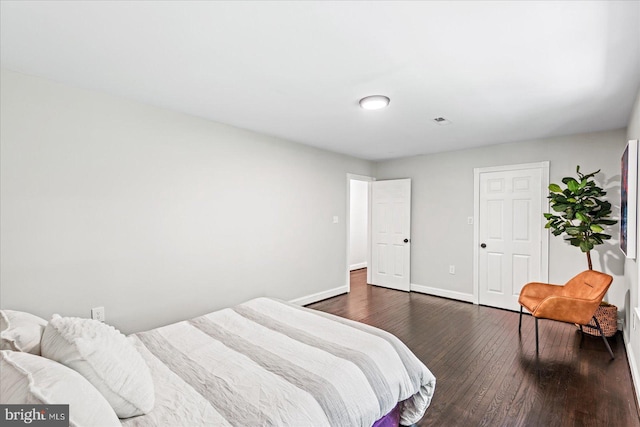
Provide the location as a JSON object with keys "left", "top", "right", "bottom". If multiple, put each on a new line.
{"left": 359, "top": 95, "right": 390, "bottom": 110}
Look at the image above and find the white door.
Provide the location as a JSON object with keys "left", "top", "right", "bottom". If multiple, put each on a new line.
{"left": 370, "top": 179, "right": 411, "bottom": 292}
{"left": 475, "top": 163, "right": 549, "bottom": 311}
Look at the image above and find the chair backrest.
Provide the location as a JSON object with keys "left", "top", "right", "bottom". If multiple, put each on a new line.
{"left": 561, "top": 270, "right": 613, "bottom": 301}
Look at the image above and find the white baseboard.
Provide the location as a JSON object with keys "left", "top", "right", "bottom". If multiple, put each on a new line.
{"left": 349, "top": 262, "right": 367, "bottom": 271}
{"left": 289, "top": 285, "right": 348, "bottom": 306}
{"left": 410, "top": 283, "right": 474, "bottom": 303}
{"left": 624, "top": 333, "right": 640, "bottom": 410}
{"left": 625, "top": 308, "right": 640, "bottom": 409}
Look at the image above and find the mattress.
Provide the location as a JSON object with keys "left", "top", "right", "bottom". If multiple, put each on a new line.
{"left": 122, "top": 297, "right": 436, "bottom": 426}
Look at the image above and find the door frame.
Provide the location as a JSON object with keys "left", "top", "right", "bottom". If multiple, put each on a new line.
{"left": 472, "top": 161, "right": 550, "bottom": 305}
{"left": 346, "top": 173, "right": 375, "bottom": 292}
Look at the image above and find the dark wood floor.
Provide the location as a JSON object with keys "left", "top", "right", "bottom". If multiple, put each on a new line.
{"left": 307, "top": 269, "right": 640, "bottom": 427}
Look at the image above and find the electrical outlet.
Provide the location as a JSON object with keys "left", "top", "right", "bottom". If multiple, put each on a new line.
{"left": 467, "top": 217, "right": 473, "bottom": 225}
{"left": 449, "top": 265, "right": 455, "bottom": 274}
{"left": 91, "top": 307, "right": 105, "bottom": 322}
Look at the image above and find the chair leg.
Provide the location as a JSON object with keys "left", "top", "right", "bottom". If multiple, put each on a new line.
{"left": 579, "top": 324, "right": 584, "bottom": 347}
{"left": 519, "top": 306, "right": 523, "bottom": 332}
{"left": 591, "top": 316, "right": 615, "bottom": 359}
{"left": 518, "top": 306, "right": 522, "bottom": 332}
{"left": 535, "top": 318, "right": 539, "bottom": 354}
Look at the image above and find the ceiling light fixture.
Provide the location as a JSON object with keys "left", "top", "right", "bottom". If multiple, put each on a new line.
{"left": 359, "top": 95, "right": 390, "bottom": 110}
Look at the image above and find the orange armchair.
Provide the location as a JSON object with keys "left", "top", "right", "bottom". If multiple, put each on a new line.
{"left": 518, "top": 270, "right": 614, "bottom": 358}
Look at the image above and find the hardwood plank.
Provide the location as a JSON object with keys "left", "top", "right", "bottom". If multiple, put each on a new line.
{"left": 308, "top": 269, "right": 640, "bottom": 427}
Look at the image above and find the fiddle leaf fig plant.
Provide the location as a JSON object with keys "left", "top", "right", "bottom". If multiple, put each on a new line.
{"left": 544, "top": 166, "right": 617, "bottom": 270}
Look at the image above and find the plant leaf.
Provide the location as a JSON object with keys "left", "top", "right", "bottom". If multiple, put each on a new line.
{"left": 566, "top": 179, "right": 580, "bottom": 192}
{"left": 599, "top": 219, "right": 618, "bottom": 226}
{"left": 575, "top": 212, "right": 589, "bottom": 222}
{"left": 548, "top": 183, "right": 562, "bottom": 193}
{"left": 569, "top": 238, "right": 581, "bottom": 246}
{"left": 565, "top": 227, "right": 582, "bottom": 236}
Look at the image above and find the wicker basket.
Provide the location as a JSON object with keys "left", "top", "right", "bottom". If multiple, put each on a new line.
{"left": 582, "top": 303, "right": 618, "bottom": 337}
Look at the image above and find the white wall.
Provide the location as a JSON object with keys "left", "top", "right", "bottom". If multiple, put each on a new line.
{"left": 624, "top": 86, "right": 640, "bottom": 405}
{"left": 349, "top": 179, "right": 368, "bottom": 270}
{"left": 374, "top": 129, "right": 627, "bottom": 310}
{"left": 0, "top": 69, "right": 372, "bottom": 334}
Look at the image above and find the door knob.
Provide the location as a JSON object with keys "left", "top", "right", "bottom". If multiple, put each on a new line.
{"left": 480, "top": 243, "right": 487, "bottom": 248}
{"left": 404, "top": 238, "right": 409, "bottom": 243}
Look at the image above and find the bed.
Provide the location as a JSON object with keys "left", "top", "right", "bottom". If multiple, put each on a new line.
{"left": 1, "top": 298, "right": 436, "bottom": 426}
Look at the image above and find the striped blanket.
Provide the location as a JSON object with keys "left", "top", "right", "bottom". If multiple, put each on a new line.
{"left": 123, "top": 298, "right": 436, "bottom": 426}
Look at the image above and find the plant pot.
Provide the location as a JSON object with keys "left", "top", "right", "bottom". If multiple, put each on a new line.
{"left": 582, "top": 303, "right": 618, "bottom": 337}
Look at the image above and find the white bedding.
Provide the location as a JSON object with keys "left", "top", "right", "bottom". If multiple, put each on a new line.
{"left": 122, "top": 298, "right": 436, "bottom": 426}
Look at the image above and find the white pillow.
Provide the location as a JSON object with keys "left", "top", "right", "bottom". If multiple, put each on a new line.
{"left": 0, "top": 350, "right": 121, "bottom": 427}
{"left": 41, "top": 315, "right": 154, "bottom": 418}
{"left": 0, "top": 310, "right": 48, "bottom": 354}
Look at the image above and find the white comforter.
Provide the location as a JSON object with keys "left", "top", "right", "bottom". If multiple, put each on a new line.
{"left": 122, "top": 298, "right": 436, "bottom": 427}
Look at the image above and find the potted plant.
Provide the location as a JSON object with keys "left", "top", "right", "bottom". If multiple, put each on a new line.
{"left": 544, "top": 166, "right": 617, "bottom": 269}
{"left": 544, "top": 166, "right": 618, "bottom": 336}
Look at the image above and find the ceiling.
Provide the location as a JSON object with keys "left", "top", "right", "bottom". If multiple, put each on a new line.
{"left": 1, "top": 1, "right": 639, "bottom": 161}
